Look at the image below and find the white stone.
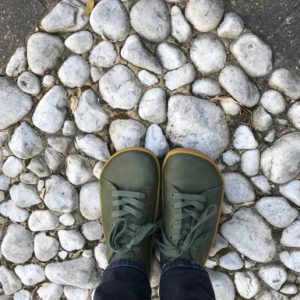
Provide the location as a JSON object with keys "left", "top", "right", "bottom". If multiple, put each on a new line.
{"left": 47, "top": 136, "right": 71, "bottom": 155}
{"left": 9, "top": 183, "right": 41, "bottom": 208}
{"left": 75, "top": 134, "right": 110, "bottom": 162}
{"left": 44, "top": 175, "right": 78, "bottom": 213}
{"left": 233, "top": 125, "right": 258, "bottom": 149}
{"left": 288, "top": 101, "right": 300, "bottom": 129}
{"left": 279, "top": 180, "right": 300, "bottom": 206}
{"left": 190, "top": 34, "right": 226, "bottom": 74}
{"left": 6, "top": 47, "right": 27, "bottom": 77}
{"left": 241, "top": 149, "right": 260, "bottom": 176}
{"left": 58, "top": 250, "right": 68, "bottom": 260}
{"left": 260, "top": 90, "right": 286, "bottom": 115}
{"left": 59, "top": 213, "right": 75, "bottom": 226}
{"left": 192, "top": 78, "right": 221, "bottom": 98}
{"left": 121, "top": 35, "right": 162, "bottom": 74}
{"left": 256, "top": 290, "right": 289, "bottom": 300}
{"left": 261, "top": 132, "right": 300, "bottom": 184}
{"left": 8, "top": 122, "right": 44, "bottom": 159}
{"left": 150, "top": 258, "right": 161, "bottom": 288}
{"left": 138, "top": 88, "right": 167, "bottom": 124}
{"left": 208, "top": 270, "right": 235, "bottom": 300}
{"left": 0, "top": 191, "right": 5, "bottom": 202}
{"left": 265, "top": 129, "right": 276, "bottom": 143}
{"left": 90, "top": 66, "right": 102, "bottom": 82}
{"left": 37, "top": 283, "right": 63, "bottom": 300}
{"left": 58, "top": 55, "right": 90, "bottom": 88}
{"left": 20, "top": 172, "right": 39, "bottom": 185}
{"left": 42, "top": 74, "right": 56, "bottom": 89}
{"left": 167, "top": 95, "right": 229, "bottom": 159}
{"left": 130, "top": 0, "right": 170, "bottom": 43}
{"left": 74, "top": 89, "right": 109, "bottom": 133}
{"left": 269, "top": 68, "right": 300, "bottom": 100}
{"left": 94, "top": 243, "right": 109, "bottom": 269}
{"left": 14, "top": 289, "right": 32, "bottom": 300}
{"left": 32, "top": 86, "right": 67, "bottom": 133}
{"left": 27, "top": 157, "right": 50, "bottom": 178}
{"left": 17, "top": 71, "right": 41, "bottom": 95}
{"left": 81, "top": 221, "right": 103, "bottom": 241}
{"left": 251, "top": 175, "right": 271, "bottom": 194}
{"left": 45, "top": 148, "right": 64, "bottom": 171}
{"left": 45, "top": 257, "right": 100, "bottom": 289}
{"left": 65, "top": 31, "right": 93, "bottom": 54}
{"left": 219, "top": 65, "right": 260, "bottom": 107}
{"left": 2, "top": 156, "right": 24, "bottom": 177}
{"left": 63, "top": 120, "right": 77, "bottom": 136}
{"left": 93, "top": 161, "right": 104, "bottom": 179}
{"left": 145, "top": 124, "right": 169, "bottom": 158}
{"left": 164, "top": 63, "right": 196, "bottom": 90}
{"left": 64, "top": 286, "right": 89, "bottom": 300}
{"left": 185, "top": 0, "right": 224, "bottom": 32}
{"left": 221, "top": 208, "right": 276, "bottom": 263}
{"left": 138, "top": 71, "right": 159, "bottom": 86}
{"left": 0, "top": 267, "right": 22, "bottom": 296}
{"left": 219, "top": 98, "right": 241, "bottom": 116}
{"left": 258, "top": 264, "right": 287, "bottom": 290}
{"left": 209, "top": 234, "right": 228, "bottom": 257}
{"left": 89, "top": 41, "right": 117, "bottom": 69}
{"left": 281, "top": 220, "right": 300, "bottom": 247}
{"left": 80, "top": 182, "right": 101, "bottom": 220}
{"left": 280, "top": 251, "right": 300, "bottom": 273}
{"left": 109, "top": 119, "right": 146, "bottom": 151}
{"left": 1, "top": 224, "right": 33, "bottom": 264}
{"left": 219, "top": 252, "right": 243, "bottom": 270}
{"left": 0, "top": 175, "right": 10, "bottom": 191}
{"left": 15, "top": 264, "right": 45, "bottom": 286}
{"left": 256, "top": 197, "right": 298, "bottom": 228}
{"left": 280, "top": 284, "right": 298, "bottom": 295}
{"left": 90, "top": 0, "right": 129, "bottom": 41}
{"left": 27, "top": 33, "right": 64, "bottom": 75}
{"left": 28, "top": 210, "right": 59, "bottom": 231}
{"left": 252, "top": 106, "right": 273, "bottom": 132}
{"left": 231, "top": 33, "right": 273, "bottom": 77}
{"left": 34, "top": 233, "right": 59, "bottom": 262}
{"left": 58, "top": 230, "right": 85, "bottom": 251}
{"left": 0, "top": 78, "right": 33, "bottom": 130}
{"left": 217, "top": 12, "right": 244, "bottom": 38}
{"left": 235, "top": 271, "right": 260, "bottom": 299}
{"left": 222, "top": 150, "right": 240, "bottom": 166}
{"left": 171, "top": 6, "right": 192, "bottom": 43}
{"left": 0, "top": 200, "right": 29, "bottom": 223}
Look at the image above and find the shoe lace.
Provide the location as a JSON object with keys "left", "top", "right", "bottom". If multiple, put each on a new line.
{"left": 159, "top": 192, "right": 217, "bottom": 258}
{"left": 109, "top": 190, "right": 157, "bottom": 255}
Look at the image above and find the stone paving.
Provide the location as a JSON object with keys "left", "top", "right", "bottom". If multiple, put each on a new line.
{"left": 0, "top": 0, "right": 300, "bottom": 299}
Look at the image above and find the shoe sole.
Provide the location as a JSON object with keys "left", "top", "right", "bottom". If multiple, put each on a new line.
{"left": 162, "top": 148, "right": 224, "bottom": 265}
{"left": 99, "top": 146, "right": 161, "bottom": 278}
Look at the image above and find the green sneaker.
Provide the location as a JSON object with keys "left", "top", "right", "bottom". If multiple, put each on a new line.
{"left": 100, "top": 147, "right": 160, "bottom": 276}
{"left": 159, "top": 148, "right": 224, "bottom": 265}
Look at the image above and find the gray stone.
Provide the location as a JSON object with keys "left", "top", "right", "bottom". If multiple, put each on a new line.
{"left": 20, "top": 172, "right": 39, "bottom": 185}
{"left": 37, "top": 283, "right": 63, "bottom": 300}
{"left": 208, "top": 270, "right": 235, "bottom": 300}
{"left": 224, "top": 173, "right": 255, "bottom": 204}
{"left": 281, "top": 220, "right": 300, "bottom": 247}
{"left": 10, "top": 183, "right": 41, "bottom": 208}
{"left": 137, "top": 70, "right": 158, "bottom": 86}
{"left": 27, "top": 33, "right": 64, "bottom": 75}
{"left": 280, "top": 251, "right": 300, "bottom": 273}
{"left": 256, "top": 197, "right": 298, "bottom": 228}
{"left": 1, "top": 224, "right": 33, "bottom": 264}
{"left": 63, "top": 120, "right": 77, "bottom": 136}
{"left": 130, "top": 0, "right": 171, "bottom": 43}
{"left": 65, "top": 31, "right": 93, "bottom": 54}
{"left": 47, "top": 136, "right": 71, "bottom": 155}
{"left": 251, "top": 175, "right": 271, "bottom": 194}
{"left": 0, "top": 266, "right": 22, "bottom": 296}
{"left": 66, "top": 154, "right": 93, "bottom": 186}
{"left": 0, "top": 78, "right": 33, "bottom": 130}
{"left": 75, "top": 134, "right": 110, "bottom": 162}
{"left": 222, "top": 150, "right": 240, "bottom": 166}
{"left": 99, "top": 64, "right": 142, "bottom": 110}
{"left": 241, "top": 149, "right": 260, "bottom": 176}
{"left": 90, "top": 0, "right": 129, "bottom": 41}
{"left": 45, "top": 257, "right": 100, "bottom": 289}
{"left": 258, "top": 264, "right": 287, "bottom": 290}
{"left": 261, "top": 132, "right": 300, "bottom": 184}
{"left": 89, "top": 41, "right": 117, "bottom": 69}
{"left": 0, "top": 200, "right": 29, "bottom": 223}
{"left": 171, "top": 6, "right": 192, "bottom": 43}
{"left": 260, "top": 90, "right": 286, "bottom": 115}
{"left": 45, "top": 148, "right": 65, "bottom": 171}
{"left": 269, "top": 68, "right": 300, "bottom": 100}
{"left": 6, "top": 47, "right": 27, "bottom": 77}
{"left": 288, "top": 101, "right": 300, "bottom": 129}
{"left": 34, "top": 233, "right": 59, "bottom": 262}
{"left": 138, "top": 88, "right": 167, "bottom": 124}
{"left": 221, "top": 208, "right": 276, "bottom": 263}
{"left": 32, "top": 86, "right": 67, "bottom": 133}
{"left": 15, "top": 264, "right": 45, "bottom": 286}
{"left": 209, "top": 234, "right": 228, "bottom": 257}
{"left": 231, "top": 33, "right": 273, "bottom": 77}
{"left": 279, "top": 180, "right": 300, "bottom": 206}
{"left": 219, "top": 252, "right": 243, "bottom": 270}
{"left": 109, "top": 119, "right": 146, "bottom": 151}
{"left": 58, "top": 55, "right": 90, "bottom": 88}
{"left": 164, "top": 63, "right": 196, "bottom": 90}
{"left": 58, "top": 230, "right": 85, "bottom": 251}
{"left": 166, "top": 95, "right": 229, "bottom": 159}
{"left": 217, "top": 12, "right": 244, "bottom": 39}
{"left": 59, "top": 213, "right": 75, "bottom": 226}
{"left": 190, "top": 34, "right": 226, "bottom": 74}
{"left": 44, "top": 175, "right": 79, "bottom": 213}
{"left": 192, "top": 78, "right": 221, "bottom": 98}
{"left": 80, "top": 182, "right": 101, "bottom": 220}
{"left": 145, "top": 124, "right": 169, "bottom": 158}
{"left": 81, "top": 221, "right": 103, "bottom": 241}
{"left": 28, "top": 210, "right": 59, "bottom": 232}
{"left": 185, "top": 0, "right": 224, "bottom": 32}
{"left": 121, "top": 35, "right": 162, "bottom": 75}
{"left": 74, "top": 89, "right": 109, "bottom": 133}
{"left": 235, "top": 271, "right": 261, "bottom": 299}
{"left": 8, "top": 122, "right": 44, "bottom": 159}
{"left": 264, "top": 129, "right": 276, "bottom": 143}
{"left": 252, "top": 106, "right": 273, "bottom": 132}
{"left": 64, "top": 286, "right": 89, "bottom": 300}
{"left": 219, "top": 65, "right": 260, "bottom": 107}
{"left": 233, "top": 125, "right": 258, "bottom": 150}
{"left": 17, "top": 71, "right": 41, "bottom": 95}
{"left": 2, "top": 156, "right": 24, "bottom": 177}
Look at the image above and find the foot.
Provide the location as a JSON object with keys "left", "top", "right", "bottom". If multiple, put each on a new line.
{"left": 100, "top": 147, "right": 160, "bottom": 276}
{"left": 159, "top": 148, "right": 224, "bottom": 265}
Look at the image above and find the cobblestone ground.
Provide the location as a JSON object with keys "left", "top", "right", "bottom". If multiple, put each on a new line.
{"left": 0, "top": 0, "right": 300, "bottom": 299}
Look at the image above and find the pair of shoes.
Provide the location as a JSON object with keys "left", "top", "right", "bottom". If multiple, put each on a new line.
{"left": 99, "top": 147, "right": 224, "bottom": 277}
